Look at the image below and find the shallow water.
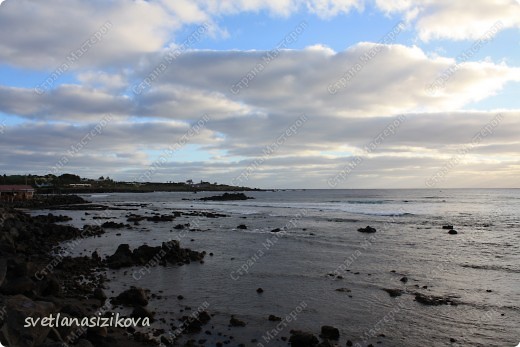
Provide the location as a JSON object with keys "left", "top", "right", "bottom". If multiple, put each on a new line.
{"left": 37, "top": 189, "right": 520, "bottom": 346}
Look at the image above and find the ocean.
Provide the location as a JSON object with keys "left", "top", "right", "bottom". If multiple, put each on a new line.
{"left": 37, "top": 189, "right": 520, "bottom": 346}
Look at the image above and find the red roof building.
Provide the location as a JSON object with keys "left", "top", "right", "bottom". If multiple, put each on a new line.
{"left": 0, "top": 185, "right": 35, "bottom": 201}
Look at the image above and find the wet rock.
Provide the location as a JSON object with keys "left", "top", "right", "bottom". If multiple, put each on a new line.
{"left": 289, "top": 330, "right": 319, "bottom": 347}
{"left": 357, "top": 226, "right": 376, "bottom": 233}
{"left": 0, "top": 276, "right": 36, "bottom": 296}
{"left": 320, "top": 325, "right": 340, "bottom": 340}
{"left": 335, "top": 288, "right": 351, "bottom": 293}
{"left": 448, "top": 229, "right": 458, "bottom": 235}
{"left": 229, "top": 316, "right": 246, "bottom": 327}
{"left": 93, "top": 287, "right": 107, "bottom": 302}
{"left": 199, "top": 193, "right": 254, "bottom": 201}
{"left": 101, "top": 221, "right": 126, "bottom": 229}
{"left": 146, "top": 214, "right": 176, "bottom": 222}
{"left": 2, "top": 295, "right": 55, "bottom": 347}
{"left": 112, "top": 287, "right": 149, "bottom": 307}
{"left": 268, "top": 315, "right": 282, "bottom": 321}
{"left": 0, "top": 258, "right": 7, "bottom": 287}
{"left": 106, "top": 244, "right": 134, "bottom": 269}
{"left": 414, "top": 293, "right": 456, "bottom": 306}
{"left": 383, "top": 288, "right": 404, "bottom": 297}
{"left": 131, "top": 306, "right": 155, "bottom": 322}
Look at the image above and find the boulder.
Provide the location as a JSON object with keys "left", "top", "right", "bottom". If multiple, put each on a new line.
{"left": 229, "top": 316, "right": 246, "bottom": 327}
{"left": 383, "top": 288, "right": 404, "bottom": 297}
{"left": 0, "top": 259, "right": 6, "bottom": 287}
{"left": 320, "top": 325, "right": 340, "bottom": 340}
{"left": 0, "top": 276, "right": 36, "bottom": 296}
{"left": 289, "top": 330, "right": 319, "bottom": 347}
{"left": 268, "top": 315, "right": 282, "bottom": 321}
{"left": 93, "top": 287, "right": 107, "bottom": 302}
{"left": 2, "top": 295, "right": 55, "bottom": 347}
{"left": 357, "top": 226, "right": 376, "bottom": 233}
{"left": 106, "top": 244, "right": 134, "bottom": 269}
{"left": 112, "top": 287, "right": 149, "bottom": 307}
{"left": 131, "top": 306, "right": 155, "bottom": 322}
{"left": 414, "top": 293, "right": 456, "bottom": 306}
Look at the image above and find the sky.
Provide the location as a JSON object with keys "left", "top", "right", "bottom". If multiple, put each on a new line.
{"left": 0, "top": 0, "right": 519, "bottom": 189}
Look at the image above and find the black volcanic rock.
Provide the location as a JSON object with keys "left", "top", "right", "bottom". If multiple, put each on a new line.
{"left": 358, "top": 226, "right": 376, "bottom": 233}
{"left": 199, "top": 193, "right": 254, "bottom": 201}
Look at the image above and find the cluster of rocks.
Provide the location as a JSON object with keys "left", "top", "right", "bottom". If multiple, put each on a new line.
{"left": 0, "top": 194, "right": 88, "bottom": 209}
{"left": 106, "top": 242, "right": 205, "bottom": 269}
{"left": 199, "top": 193, "right": 254, "bottom": 201}
{"left": 0, "top": 206, "right": 210, "bottom": 347}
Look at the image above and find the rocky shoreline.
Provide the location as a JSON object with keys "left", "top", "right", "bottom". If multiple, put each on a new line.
{"left": 0, "top": 201, "right": 207, "bottom": 347}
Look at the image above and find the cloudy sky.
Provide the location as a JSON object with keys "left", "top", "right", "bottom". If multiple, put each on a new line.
{"left": 1, "top": 0, "right": 519, "bottom": 188}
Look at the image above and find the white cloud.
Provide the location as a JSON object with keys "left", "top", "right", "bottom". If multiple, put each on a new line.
{"left": 375, "top": 0, "right": 520, "bottom": 41}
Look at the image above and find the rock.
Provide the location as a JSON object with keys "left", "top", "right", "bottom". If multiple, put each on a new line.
{"left": 383, "top": 288, "right": 404, "bottom": 297}
{"left": 229, "top": 316, "right": 246, "bottom": 327}
{"left": 442, "top": 225, "right": 454, "bottom": 229}
{"left": 268, "top": 315, "right": 282, "bottom": 321}
{"left": 75, "top": 339, "right": 94, "bottom": 347}
{"left": 174, "top": 224, "right": 185, "bottom": 230}
{"left": 2, "top": 295, "right": 55, "bottom": 347}
{"left": 448, "top": 229, "right": 458, "bottom": 235}
{"left": 38, "top": 274, "right": 61, "bottom": 297}
{"left": 237, "top": 224, "right": 247, "bottom": 230}
{"left": 346, "top": 340, "right": 353, "bottom": 346}
{"left": 289, "top": 330, "right": 319, "bottom": 347}
{"left": 106, "top": 244, "right": 134, "bottom": 269}
{"left": 256, "top": 287, "right": 264, "bottom": 293}
{"left": 357, "top": 226, "right": 376, "bottom": 233}
{"left": 198, "top": 311, "right": 211, "bottom": 324}
{"left": 335, "top": 288, "right": 351, "bottom": 293}
{"left": 270, "top": 228, "right": 281, "bottom": 233}
{"left": 400, "top": 276, "right": 408, "bottom": 283}
{"left": 101, "top": 221, "right": 126, "bottom": 229}
{"left": 0, "top": 276, "right": 36, "bottom": 296}
{"left": 199, "top": 193, "right": 254, "bottom": 201}
{"left": 131, "top": 306, "right": 155, "bottom": 322}
{"left": 320, "top": 325, "right": 340, "bottom": 340}
{"left": 414, "top": 293, "right": 456, "bottom": 306}
{"left": 93, "top": 287, "right": 107, "bottom": 302}
{"left": 0, "top": 258, "right": 7, "bottom": 287}
{"left": 450, "top": 338, "right": 457, "bottom": 342}
{"left": 91, "top": 251, "right": 101, "bottom": 261}
{"left": 112, "top": 287, "right": 149, "bottom": 307}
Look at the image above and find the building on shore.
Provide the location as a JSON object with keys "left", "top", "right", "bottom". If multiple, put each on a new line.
{"left": 0, "top": 185, "right": 35, "bottom": 202}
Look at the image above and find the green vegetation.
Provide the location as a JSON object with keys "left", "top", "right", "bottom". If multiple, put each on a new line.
{"left": 1, "top": 174, "right": 259, "bottom": 193}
